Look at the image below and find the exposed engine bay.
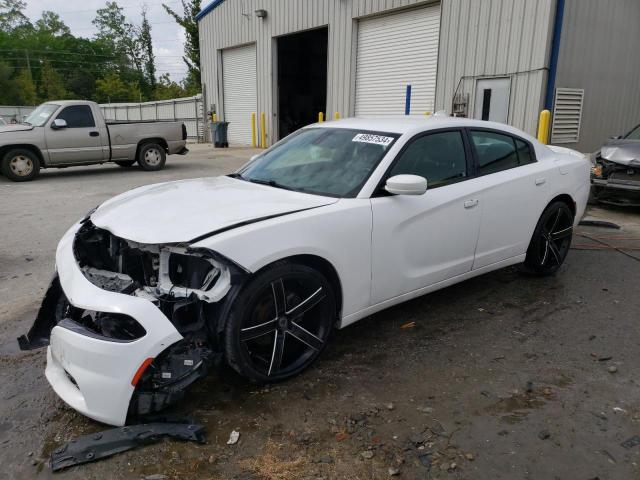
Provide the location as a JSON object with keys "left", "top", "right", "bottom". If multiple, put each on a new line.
{"left": 18, "top": 220, "right": 247, "bottom": 419}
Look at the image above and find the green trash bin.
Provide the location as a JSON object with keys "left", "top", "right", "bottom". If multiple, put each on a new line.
{"left": 210, "top": 121, "right": 229, "bottom": 148}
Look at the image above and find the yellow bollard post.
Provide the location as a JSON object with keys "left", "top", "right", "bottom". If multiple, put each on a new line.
{"left": 334, "top": 112, "right": 340, "bottom": 120}
{"left": 212, "top": 113, "right": 217, "bottom": 122}
{"left": 318, "top": 112, "right": 324, "bottom": 123}
{"left": 424, "top": 111, "right": 431, "bottom": 117}
{"left": 537, "top": 109, "right": 551, "bottom": 145}
{"left": 260, "top": 112, "right": 267, "bottom": 148}
{"left": 251, "top": 113, "right": 257, "bottom": 148}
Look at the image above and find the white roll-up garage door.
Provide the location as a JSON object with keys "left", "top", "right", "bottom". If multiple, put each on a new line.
{"left": 222, "top": 44, "right": 257, "bottom": 146}
{"left": 355, "top": 5, "right": 440, "bottom": 118}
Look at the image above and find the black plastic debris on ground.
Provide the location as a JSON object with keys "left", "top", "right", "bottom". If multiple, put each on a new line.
{"left": 50, "top": 423, "right": 206, "bottom": 471}
{"left": 578, "top": 220, "right": 621, "bottom": 230}
{"left": 621, "top": 435, "right": 640, "bottom": 449}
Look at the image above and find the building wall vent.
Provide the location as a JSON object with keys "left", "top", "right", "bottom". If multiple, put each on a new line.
{"left": 551, "top": 88, "right": 584, "bottom": 144}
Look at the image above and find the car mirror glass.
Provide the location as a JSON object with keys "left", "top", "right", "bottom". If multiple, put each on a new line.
{"left": 385, "top": 174, "right": 428, "bottom": 196}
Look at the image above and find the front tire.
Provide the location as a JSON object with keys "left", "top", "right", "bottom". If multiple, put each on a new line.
{"left": 524, "top": 201, "right": 574, "bottom": 276}
{"left": 224, "top": 262, "right": 336, "bottom": 384}
{"left": 137, "top": 143, "right": 166, "bottom": 171}
{"left": 1, "top": 149, "right": 40, "bottom": 182}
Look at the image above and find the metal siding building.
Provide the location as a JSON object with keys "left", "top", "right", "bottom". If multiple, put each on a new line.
{"left": 435, "top": 0, "right": 555, "bottom": 135}
{"left": 199, "top": 0, "right": 640, "bottom": 152}
{"left": 199, "top": 0, "right": 553, "bottom": 147}
{"left": 553, "top": 0, "right": 640, "bottom": 152}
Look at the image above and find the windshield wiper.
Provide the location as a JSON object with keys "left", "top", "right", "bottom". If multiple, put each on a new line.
{"left": 246, "top": 178, "right": 294, "bottom": 191}
{"left": 227, "top": 172, "right": 245, "bottom": 180}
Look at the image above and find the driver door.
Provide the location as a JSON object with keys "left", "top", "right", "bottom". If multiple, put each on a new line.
{"left": 46, "top": 105, "right": 105, "bottom": 164}
{"left": 370, "top": 129, "right": 483, "bottom": 304}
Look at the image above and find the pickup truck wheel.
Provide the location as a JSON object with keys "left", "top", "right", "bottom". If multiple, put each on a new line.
{"left": 1, "top": 149, "right": 40, "bottom": 182}
{"left": 115, "top": 160, "right": 136, "bottom": 168}
{"left": 137, "top": 143, "right": 166, "bottom": 171}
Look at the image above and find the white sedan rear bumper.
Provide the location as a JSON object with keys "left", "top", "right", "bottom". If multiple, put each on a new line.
{"left": 46, "top": 222, "right": 182, "bottom": 426}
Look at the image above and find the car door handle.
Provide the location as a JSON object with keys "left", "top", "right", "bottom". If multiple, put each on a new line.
{"left": 535, "top": 177, "right": 546, "bottom": 186}
{"left": 89, "top": 131, "right": 100, "bottom": 137}
{"left": 464, "top": 199, "right": 479, "bottom": 209}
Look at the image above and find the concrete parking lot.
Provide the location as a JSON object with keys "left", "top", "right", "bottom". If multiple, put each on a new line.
{"left": 1, "top": 144, "right": 640, "bottom": 479}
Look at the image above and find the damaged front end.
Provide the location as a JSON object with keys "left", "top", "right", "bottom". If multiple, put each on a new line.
{"left": 592, "top": 143, "right": 640, "bottom": 206}
{"left": 19, "top": 220, "right": 248, "bottom": 419}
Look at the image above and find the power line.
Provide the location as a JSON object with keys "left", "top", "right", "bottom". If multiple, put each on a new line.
{"left": 0, "top": 48, "right": 184, "bottom": 59}
{"left": 29, "top": 1, "right": 183, "bottom": 15}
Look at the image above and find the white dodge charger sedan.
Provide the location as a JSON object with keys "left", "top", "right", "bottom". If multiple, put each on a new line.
{"left": 19, "top": 116, "right": 590, "bottom": 426}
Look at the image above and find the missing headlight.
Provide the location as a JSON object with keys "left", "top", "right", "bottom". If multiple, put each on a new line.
{"left": 168, "top": 252, "right": 220, "bottom": 290}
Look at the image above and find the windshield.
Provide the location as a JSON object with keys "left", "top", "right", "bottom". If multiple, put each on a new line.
{"left": 238, "top": 128, "right": 399, "bottom": 197}
{"left": 625, "top": 125, "right": 640, "bottom": 140}
{"left": 24, "top": 104, "right": 59, "bottom": 127}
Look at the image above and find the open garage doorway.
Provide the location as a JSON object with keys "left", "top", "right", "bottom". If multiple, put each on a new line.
{"left": 277, "top": 27, "right": 328, "bottom": 140}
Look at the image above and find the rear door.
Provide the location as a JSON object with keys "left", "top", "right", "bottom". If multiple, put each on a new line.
{"left": 468, "top": 129, "right": 549, "bottom": 269}
{"left": 370, "top": 129, "right": 482, "bottom": 304}
{"left": 46, "top": 105, "right": 104, "bottom": 164}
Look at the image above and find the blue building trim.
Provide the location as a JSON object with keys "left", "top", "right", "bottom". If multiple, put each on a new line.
{"left": 195, "top": 0, "right": 226, "bottom": 21}
{"left": 545, "top": 0, "right": 565, "bottom": 110}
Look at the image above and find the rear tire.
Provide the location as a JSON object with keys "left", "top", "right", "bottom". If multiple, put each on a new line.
{"left": 1, "top": 148, "right": 40, "bottom": 182}
{"left": 137, "top": 143, "right": 166, "bottom": 171}
{"left": 524, "top": 201, "right": 574, "bottom": 276}
{"left": 115, "top": 160, "right": 136, "bottom": 168}
{"left": 224, "top": 262, "right": 336, "bottom": 384}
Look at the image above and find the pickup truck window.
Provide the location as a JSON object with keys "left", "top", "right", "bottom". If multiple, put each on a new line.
{"left": 56, "top": 105, "right": 95, "bottom": 128}
{"left": 24, "top": 104, "right": 59, "bottom": 127}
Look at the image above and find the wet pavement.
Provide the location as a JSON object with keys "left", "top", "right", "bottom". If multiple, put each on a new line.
{"left": 1, "top": 147, "right": 640, "bottom": 479}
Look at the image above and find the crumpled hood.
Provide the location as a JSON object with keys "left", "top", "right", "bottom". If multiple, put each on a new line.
{"left": 0, "top": 124, "right": 34, "bottom": 134}
{"left": 600, "top": 139, "right": 640, "bottom": 167}
{"left": 90, "top": 176, "right": 337, "bottom": 244}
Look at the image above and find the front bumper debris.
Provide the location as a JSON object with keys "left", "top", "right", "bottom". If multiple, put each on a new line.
{"left": 50, "top": 422, "right": 206, "bottom": 471}
{"left": 19, "top": 219, "right": 244, "bottom": 425}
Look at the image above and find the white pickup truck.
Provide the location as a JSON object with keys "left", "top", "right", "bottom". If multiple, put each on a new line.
{"left": 0, "top": 100, "right": 188, "bottom": 181}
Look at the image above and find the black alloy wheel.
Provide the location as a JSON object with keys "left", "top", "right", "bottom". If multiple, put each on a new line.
{"left": 524, "top": 201, "right": 574, "bottom": 275}
{"left": 224, "top": 263, "right": 336, "bottom": 383}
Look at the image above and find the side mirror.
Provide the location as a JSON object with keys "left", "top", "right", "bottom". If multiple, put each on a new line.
{"left": 385, "top": 174, "right": 428, "bottom": 196}
{"left": 51, "top": 118, "right": 67, "bottom": 130}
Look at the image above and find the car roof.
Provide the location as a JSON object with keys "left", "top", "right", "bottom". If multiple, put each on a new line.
{"left": 308, "top": 116, "right": 538, "bottom": 142}
{"left": 43, "top": 100, "right": 96, "bottom": 107}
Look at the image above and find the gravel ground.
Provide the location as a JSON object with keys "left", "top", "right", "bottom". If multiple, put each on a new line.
{"left": 1, "top": 145, "right": 640, "bottom": 479}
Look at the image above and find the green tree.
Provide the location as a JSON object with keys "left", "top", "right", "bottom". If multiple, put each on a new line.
{"left": 154, "top": 73, "right": 186, "bottom": 100}
{"left": 40, "top": 60, "right": 68, "bottom": 100}
{"left": 0, "top": 0, "right": 30, "bottom": 31}
{"left": 95, "top": 72, "right": 140, "bottom": 103}
{"left": 93, "top": 2, "right": 143, "bottom": 74}
{"left": 140, "top": 6, "right": 156, "bottom": 95}
{"left": 14, "top": 69, "right": 36, "bottom": 104}
{"left": 163, "top": 0, "right": 201, "bottom": 93}
{"left": 35, "top": 11, "right": 71, "bottom": 36}
{"left": 0, "top": 61, "right": 19, "bottom": 104}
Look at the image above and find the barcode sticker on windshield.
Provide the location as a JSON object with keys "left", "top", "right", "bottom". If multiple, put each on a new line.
{"left": 352, "top": 133, "right": 394, "bottom": 146}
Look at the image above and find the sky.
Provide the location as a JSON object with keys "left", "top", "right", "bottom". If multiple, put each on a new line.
{"left": 24, "top": 0, "right": 189, "bottom": 81}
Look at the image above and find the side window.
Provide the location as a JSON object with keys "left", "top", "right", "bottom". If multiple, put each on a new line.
{"left": 470, "top": 131, "right": 518, "bottom": 175}
{"left": 515, "top": 138, "right": 534, "bottom": 165}
{"left": 388, "top": 131, "right": 467, "bottom": 188}
{"left": 471, "top": 130, "right": 535, "bottom": 175}
{"left": 56, "top": 105, "right": 95, "bottom": 128}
